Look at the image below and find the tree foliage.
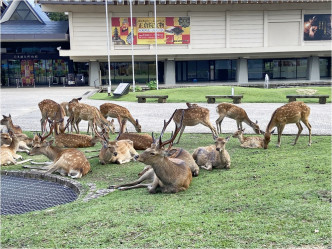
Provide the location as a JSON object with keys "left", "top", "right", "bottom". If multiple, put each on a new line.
{"left": 47, "top": 12, "right": 68, "bottom": 21}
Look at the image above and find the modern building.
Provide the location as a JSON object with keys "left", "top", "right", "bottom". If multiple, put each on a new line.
{"left": 11, "top": 0, "right": 332, "bottom": 87}
{"left": 0, "top": 0, "right": 89, "bottom": 87}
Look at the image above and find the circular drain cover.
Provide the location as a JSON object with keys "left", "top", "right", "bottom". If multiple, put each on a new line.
{"left": 1, "top": 175, "right": 78, "bottom": 215}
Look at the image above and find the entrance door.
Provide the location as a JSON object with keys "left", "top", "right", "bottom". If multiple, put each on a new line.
{"left": 21, "top": 60, "right": 34, "bottom": 86}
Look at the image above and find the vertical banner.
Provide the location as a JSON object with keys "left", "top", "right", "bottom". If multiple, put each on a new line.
{"left": 112, "top": 17, "right": 190, "bottom": 45}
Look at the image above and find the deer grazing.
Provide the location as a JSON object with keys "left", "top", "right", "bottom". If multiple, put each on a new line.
{"left": 173, "top": 103, "right": 218, "bottom": 144}
{"left": 38, "top": 99, "right": 65, "bottom": 134}
{"left": 1, "top": 114, "right": 23, "bottom": 133}
{"left": 192, "top": 136, "right": 231, "bottom": 171}
{"left": 24, "top": 132, "right": 91, "bottom": 178}
{"left": 232, "top": 129, "right": 264, "bottom": 149}
{"left": 216, "top": 103, "right": 261, "bottom": 135}
{"left": 263, "top": 101, "right": 312, "bottom": 149}
{"left": 100, "top": 103, "right": 141, "bottom": 133}
{"left": 120, "top": 110, "right": 192, "bottom": 194}
{"left": 0, "top": 131, "right": 32, "bottom": 166}
{"left": 68, "top": 98, "right": 115, "bottom": 135}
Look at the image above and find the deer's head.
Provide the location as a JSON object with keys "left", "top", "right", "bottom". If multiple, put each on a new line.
{"left": 1, "top": 114, "right": 12, "bottom": 126}
{"left": 232, "top": 129, "right": 245, "bottom": 138}
{"left": 263, "top": 129, "right": 275, "bottom": 149}
{"left": 215, "top": 136, "right": 230, "bottom": 152}
{"left": 135, "top": 119, "right": 142, "bottom": 133}
{"left": 29, "top": 132, "right": 53, "bottom": 156}
{"left": 251, "top": 120, "right": 261, "bottom": 135}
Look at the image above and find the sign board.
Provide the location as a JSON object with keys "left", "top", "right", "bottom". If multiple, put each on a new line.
{"left": 113, "top": 83, "right": 130, "bottom": 97}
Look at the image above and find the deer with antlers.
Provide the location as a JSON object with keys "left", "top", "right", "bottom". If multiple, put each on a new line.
{"left": 23, "top": 132, "right": 91, "bottom": 178}
{"left": 192, "top": 136, "right": 231, "bottom": 171}
{"left": 38, "top": 99, "right": 65, "bottom": 134}
{"left": 100, "top": 103, "right": 141, "bottom": 133}
{"left": 173, "top": 103, "right": 218, "bottom": 144}
{"left": 263, "top": 101, "right": 312, "bottom": 149}
{"left": 1, "top": 114, "right": 23, "bottom": 134}
{"left": 68, "top": 98, "right": 115, "bottom": 135}
{"left": 232, "top": 129, "right": 264, "bottom": 149}
{"left": 216, "top": 103, "right": 261, "bottom": 135}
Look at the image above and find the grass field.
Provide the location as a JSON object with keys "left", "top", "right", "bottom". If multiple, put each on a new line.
{"left": 1, "top": 132, "right": 331, "bottom": 248}
{"left": 90, "top": 86, "right": 331, "bottom": 103}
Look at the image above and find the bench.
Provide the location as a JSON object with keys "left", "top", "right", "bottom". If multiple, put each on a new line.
{"left": 136, "top": 95, "right": 168, "bottom": 103}
{"left": 206, "top": 95, "right": 243, "bottom": 104}
{"left": 286, "top": 95, "right": 329, "bottom": 104}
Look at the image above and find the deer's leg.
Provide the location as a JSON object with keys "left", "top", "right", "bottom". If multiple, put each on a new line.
{"left": 23, "top": 164, "right": 55, "bottom": 170}
{"left": 302, "top": 119, "right": 312, "bottom": 146}
{"left": 174, "top": 125, "right": 186, "bottom": 144}
{"left": 203, "top": 120, "right": 218, "bottom": 139}
{"left": 110, "top": 169, "right": 154, "bottom": 189}
{"left": 201, "top": 162, "right": 213, "bottom": 171}
{"left": 148, "top": 176, "right": 161, "bottom": 194}
{"left": 215, "top": 115, "right": 225, "bottom": 134}
{"left": 276, "top": 125, "right": 285, "bottom": 147}
{"left": 293, "top": 122, "right": 303, "bottom": 146}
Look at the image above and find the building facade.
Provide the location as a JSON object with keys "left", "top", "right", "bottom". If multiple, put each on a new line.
{"left": 37, "top": 0, "right": 331, "bottom": 87}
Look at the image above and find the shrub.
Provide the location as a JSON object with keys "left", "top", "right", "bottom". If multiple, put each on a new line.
{"left": 147, "top": 80, "right": 157, "bottom": 90}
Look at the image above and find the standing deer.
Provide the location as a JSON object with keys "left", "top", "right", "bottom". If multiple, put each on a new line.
{"left": 216, "top": 103, "right": 261, "bottom": 135}
{"left": 263, "top": 101, "right": 312, "bottom": 149}
{"left": 24, "top": 132, "right": 91, "bottom": 178}
{"left": 192, "top": 136, "right": 231, "bottom": 171}
{"left": 232, "top": 129, "right": 264, "bottom": 149}
{"left": 68, "top": 98, "right": 115, "bottom": 135}
{"left": 38, "top": 99, "right": 65, "bottom": 134}
{"left": 1, "top": 114, "right": 23, "bottom": 133}
{"left": 100, "top": 103, "right": 141, "bottom": 132}
{"left": 173, "top": 103, "right": 218, "bottom": 144}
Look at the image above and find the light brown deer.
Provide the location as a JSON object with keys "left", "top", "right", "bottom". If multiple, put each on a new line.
{"left": 100, "top": 103, "right": 141, "bottom": 133}
{"left": 68, "top": 98, "right": 115, "bottom": 135}
{"left": 1, "top": 132, "right": 32, "bottom": 153}
{"left": 263, "top": 101, "right": 312, "bottom": 149}
{"left": 133, "top": 110, "right": 192, "bottom": 194}
{"left": 24, "top": 132, "right": 91, "bottom": 178}
{"left": 1, "top": 114, "right": 23, "bottom": 133}
{"left": 232, "top": 129, "right": 264, "bottom": 149}
{"left": 173, "top": 103, "right": 218, "bottom": 144}
{"left": 0, "top": 131, "right": 31, "bottom": 166}
{"left": 216, "top": 103, "right": 261, "bottom": 135}
{"left": 38, "top": 99, "right": 65, "bottom": 134}
{"left": 192, "top": 136, "right": 231, "bottom": 171}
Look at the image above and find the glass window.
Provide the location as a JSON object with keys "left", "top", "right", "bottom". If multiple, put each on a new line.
{"left": 187, "top": 61, "right": 196, "bottom": 82}
{"left": 296, "top": 59, "right": 307, "bottom": 79}
{"left": 10, "top": 1, "right": 38, "bottom": 21}
{"left": 280, "top": 59, "right": 296, "bottom": 79}
{"left": 248, "top": 59, "right": 264, "bottom": 80}
{"left": 320, "top": 57, "right": 331, "bottom": 79}
{"left": 196, "top": 61, "right": 209, "bottom": 82}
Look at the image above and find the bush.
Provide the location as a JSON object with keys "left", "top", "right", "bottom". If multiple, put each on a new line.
{"left": 147, "top": 80, "right": 157, "bottom": 90}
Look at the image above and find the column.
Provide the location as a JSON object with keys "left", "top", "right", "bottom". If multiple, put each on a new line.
{"left": 164, "top": 59, "right": 176, "bottom": 86}
{"left": 89, "top": 61, "right": 100, "bottom": 87}
{"left": 236, "top": 58, "right": 248, "bottom": 84}
{"left": 307, "top": 56, "right": 320, "bottom": 81}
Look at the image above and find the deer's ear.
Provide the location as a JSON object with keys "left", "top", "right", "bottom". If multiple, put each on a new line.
{"left": 271, "top": 129, "right": 276, "bottom": 134}
{"left": 77, "top": 97, "right": 82, "bottom": 101}
{"left": 225, "top": 136, "right": 230, "bottom": 142}
{"left": 242, "top": 128, "right": 245, "bottom": 132}
{"left": 47, "top": 140, "right": 54, "bottom": 146}
{"left": 256, "top": 120, "right": 258, "bottom": 124}
{"left": 9, "top": 114, "right": 11, "bottom": 118}
{"left": 110, "top": 119, "right": 114, "bottom": 124}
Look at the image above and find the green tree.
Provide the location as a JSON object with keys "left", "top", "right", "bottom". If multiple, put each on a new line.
{"left": 47, "top": 12, "right": 68, "bottom": 21}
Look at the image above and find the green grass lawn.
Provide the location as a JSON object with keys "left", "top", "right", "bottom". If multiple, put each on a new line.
{"left": 1, "top": 132, "right": 331, "bottom": 248}
{"left": 90, "top": 86, "right": 331, "bottom": 103}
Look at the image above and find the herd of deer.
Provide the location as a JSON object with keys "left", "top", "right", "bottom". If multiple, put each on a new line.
{"left": 0, "top": 98, "right": 312, "bottom": 194}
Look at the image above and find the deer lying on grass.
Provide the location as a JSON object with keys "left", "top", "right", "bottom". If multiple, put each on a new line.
{"left": 232, "top": 129, "right": 264, "bottom": 149}
{"left": 68, "top": 98, "right": 115, "bottom": 135}
{"left": 0, "top": 131, "right": 32, "bottom": 166}
{"left": 263, "top": 101, "right": 312, "bottom": 149}
{"left": 38, "top": 99, "right": 65, "bottom": 134}
{"left": 47, "top": 118, "right": 106, "bottom": 148}
{"left": 1, "top": 114, "right": 23, "bottom": 133}
{"left": 216, "top": 103, "right": 261, "bottom": 135}
{"left": 100, "top": 103, "right": 141, "bottom": 133}
{"left": 192, "top": 136, "right": 231, "bottom": 171}
{"left": 23, "top": 132, "right": 91, "bottom": 178}
{"left": 1, "top": 133, "right": 32, "bottom": 153}
{"left": 113, "top": 110, "right": 192, "bottom": 193}
{"left": 173, "top": 103, "right": 218, "bottom": 144}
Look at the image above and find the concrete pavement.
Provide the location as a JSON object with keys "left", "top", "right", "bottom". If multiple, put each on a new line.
{"left": 1, "top": 87, "right": 331, "bottom": 135}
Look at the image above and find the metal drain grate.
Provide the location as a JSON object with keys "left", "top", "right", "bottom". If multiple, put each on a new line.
{"left": 1, "top": 175, "right": 78, "bottom": 215}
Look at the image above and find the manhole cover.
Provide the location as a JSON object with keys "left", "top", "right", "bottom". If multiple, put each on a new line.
{"left": 1, "top": 175, "right": 78, "bottom": 215}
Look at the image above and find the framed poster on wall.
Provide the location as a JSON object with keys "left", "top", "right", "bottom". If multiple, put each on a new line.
{"left": 304, "top": 14, "right": 331, "bottom": 41}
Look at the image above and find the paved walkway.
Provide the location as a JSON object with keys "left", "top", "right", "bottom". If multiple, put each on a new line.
{"left": 1, "top": 87, "right": 331, "bottom": 135}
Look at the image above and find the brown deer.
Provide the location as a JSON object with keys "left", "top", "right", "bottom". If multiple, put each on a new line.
{"left": 173, "top": 103, "right": 218, "bottom": 144}
{"left": 0, "top": 131, "right": 32, "bottom": 166}
{"left": 216, "top": 103, "right": 261, "bottom": 135}
{"left": 1, "top": 114, "right": 23, "bottom": 133}
{"left": 47, "top": 119, "right": 106, "bottom": 148}
{"left": 68, "top": 98, "right": 115, "bottom": 135}
{"left": 192, "top": 136, "right": 231, "bottom": 171}
{"left": 263, "top": 101, "right": 312, "bottom": 149}
{"left": 24, "top": 132, "right": 91, "bottom": 178}
{"left": 38, "top": 99, "right": 65, "bottom": 134}
{"left": 134, "top": 110, "right": 192, "bottom": 194}
{"left": 232, "top": 129, "right": 264, "bottom": 149}
{"left": 100, "top": 103, "right": 142, "bottom": 133}
{"left": 1, "top": 132, "right": 32, "bottom": 153}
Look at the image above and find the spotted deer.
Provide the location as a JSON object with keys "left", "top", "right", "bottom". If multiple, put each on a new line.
{"left": 100, "top": 103, "right": 141, "bottom": 132}
{"left": 1, "top": 114, "right": 23, "bottom": 133}
{"left": 263, "top": 101, "right": 312, "bottom": 149}
{"left": 129, "top": 110, "right": 192, "bottom": 194}
{"left": 192, "top": 136, "right": 231, "bottom": 171}
{"left": 1, "top": 132, "right": 32, "bottom": 153}
{"left": 216, "top": 103, "right": 261, "bottom": 135}
{"left": 232, "top": 129, "right": 264, "bottom": 149}
{"left": 173, "top": 103, "right": 218, "bottom": 144}
{"left": 68, "top": 98, "right": 115, "bottom": 135}
{"left": 38, "top": 99, "right": 65, "bottom": 134}
{"left": 0, "top": 131, "right": 31, "bottom": 166}
{"left": 24, "top": 132, "right": 91, "bottom": 178}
